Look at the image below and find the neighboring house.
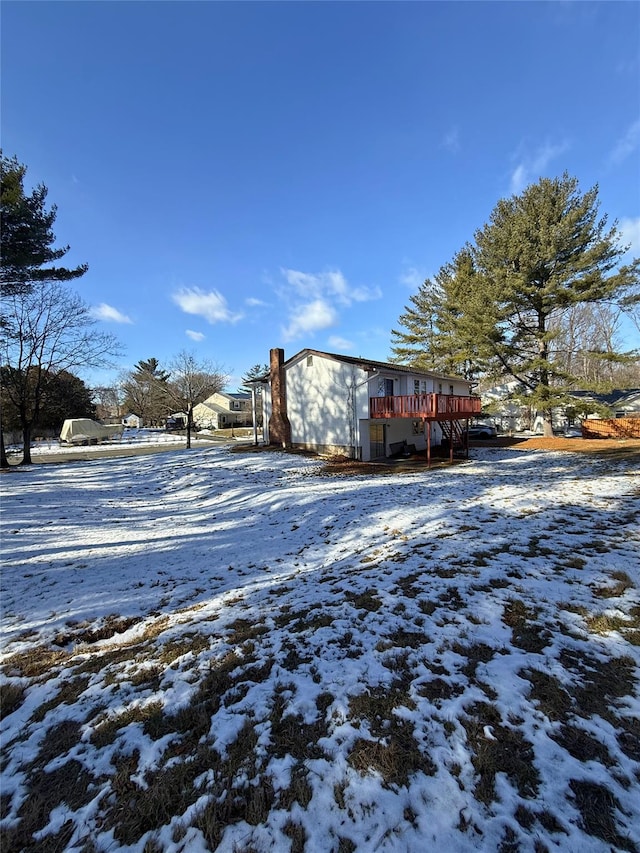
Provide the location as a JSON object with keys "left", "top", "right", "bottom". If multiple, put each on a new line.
{"left": 481, "top": 384, "right": 640, "bottom": 433}
{"left": 166, "top": 413, "right": 188, "bottom": 431}
{"left": 260, "top": 348, "right": 480, "bottom": 463}
{"left": 192, "top": 392, "right": 252, "bottom": 430}
{"left": 570, "top": 389, "right": 640, "bottom": 419}
{"left": 122, "top": 413, "right": 142, "bottom": 429}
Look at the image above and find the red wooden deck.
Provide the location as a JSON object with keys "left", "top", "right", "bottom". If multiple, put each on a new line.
{"left": 369, "top": 393, "right": 481, "bottom": 420}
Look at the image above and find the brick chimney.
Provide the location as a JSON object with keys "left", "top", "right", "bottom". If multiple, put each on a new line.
{"left": 269, "top": 348, "right": 291, "bottom": 447}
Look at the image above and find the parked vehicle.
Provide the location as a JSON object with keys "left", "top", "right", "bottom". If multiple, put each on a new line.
{"left": 466, "top": 422, "right": 498, "bottom": 440}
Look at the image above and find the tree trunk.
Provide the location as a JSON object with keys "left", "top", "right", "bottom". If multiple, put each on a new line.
{"left": 21, "top": 422, "right": 33, "bottom": 465}
{"left": 186, "top": 406, "right": 192, "bottom": 449}
{"left": 0, "top": 408, "right": 9, "bottom": 468}
{"left": 0, "top": 432, "right": 9, "bottom": 468}
{"left": 538, "top": 312, "right": 554, "bottom": 438}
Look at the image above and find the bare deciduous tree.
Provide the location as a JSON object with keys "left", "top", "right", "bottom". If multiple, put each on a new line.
{"left": 1, "top": 282, "right": 121, "bottom": 463}
{"left": 166, "top": 350, "right": 228, "bottom": 449}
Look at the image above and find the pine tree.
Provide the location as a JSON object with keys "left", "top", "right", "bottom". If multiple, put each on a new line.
{"left": 392, "top": 174, "right": 639, "bottom": 434}
{"left": 473, "top": 173, "right": 638, "bottom": 433}
{"left": 1, "top": 153, "right": 88, "bottom": 296}
{"left": 1, "top": 154, "right": 90, "bottom": 465}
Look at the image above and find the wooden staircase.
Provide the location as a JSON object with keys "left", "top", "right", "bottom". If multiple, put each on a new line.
{"left": 438, "top": 420, "right": 468, "bottom": 457}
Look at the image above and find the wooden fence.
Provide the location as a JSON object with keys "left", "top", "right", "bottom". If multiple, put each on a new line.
{"left": 581, "top": 417, "right": 640, "bottom": 439}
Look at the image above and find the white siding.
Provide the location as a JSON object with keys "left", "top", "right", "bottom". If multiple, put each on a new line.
{"left": 286, "top": 354, "right": 370, "bottom": 452}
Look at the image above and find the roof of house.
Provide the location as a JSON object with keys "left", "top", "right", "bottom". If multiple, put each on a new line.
{"left": 570, "top": 388, "right": 640, "bottom": 408}
{"left": 284, "top": 349, "right": 470, "bottom": 384}
{"left": 215, "top": 391, "right": 250, "bottom": 400}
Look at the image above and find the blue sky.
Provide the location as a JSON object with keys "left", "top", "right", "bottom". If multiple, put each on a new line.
{"left": 3, "top": 1, "right": 639, "bottom": 391}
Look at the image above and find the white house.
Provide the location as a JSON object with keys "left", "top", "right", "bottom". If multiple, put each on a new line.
{"left": 122, "top": 413, "right": 142, "bottom": 429}
{"left": 192, "top": 391, "right": 252, "bottom": 430}
{"left": 260, "top": 348, "right": 480, "bottom": 463}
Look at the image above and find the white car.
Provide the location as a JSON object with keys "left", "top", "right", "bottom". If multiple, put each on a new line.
{"left": 467, "top": 422, "right": 498, "bottom": 440}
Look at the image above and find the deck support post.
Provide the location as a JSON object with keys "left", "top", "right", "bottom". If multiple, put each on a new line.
{"left": 426, "top": 422, "right": 431, "bottom": 468}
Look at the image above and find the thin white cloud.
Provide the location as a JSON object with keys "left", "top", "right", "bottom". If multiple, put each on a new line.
{"left": 510, "top": 140, "right": 570, "bottom": 194}
{"left": 399, "top": 265, "right": 427, "bottom": 291}
{"left": 280, "top": 268, "right": 381, "bottom": 306}
{"left": 608, "top": 118, "right": 640, "bottom": 167}
{"left": 619, "top": 216, "right": 640, "bottom": 254}
{"left": 172, "top": 287, "right": 242, "bottom": 324}
{"left": 442, "top": 127, "right": 460, "bottom": 154}
{"left": 245, "top": 297, "right": 268, "bottom": 307}
{"left": 90, "top": 303, "right": 133, "bottom": 324}
{"left": 327, "top": 335, "right": 354, "bottom": 351}
{"left": 277, "top": 268, "right": 381, "bottom": 343}
{"left": 186, "top": 329, "right": 205, "bottom": 342}
{"left": 282, "top": 299, "right": 337, "bottom": 342}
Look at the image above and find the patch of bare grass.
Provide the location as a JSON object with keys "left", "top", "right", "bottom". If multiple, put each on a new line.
{"left": 0, "top": 681, "right": 26, "bottom": 720}
{"left": 283, "top": 818, "right": 307, "bottom": 853}
{"left": 344, "top": 589, "right": 382, "bottom": 612}
{"left": 585, "top": 611, "right": 633, "bottom": 637}
{"left": 418, "top": 677, "right": 464, "bottom": 704}
{"left": 503, "top": 599, "right": 550, "bottom": 653}
{"left": 32, "top": 718, "right": 84, "bottom": 767}
{"left": 522, "top": 668, "right": 573, "bottom": 722}
{"left": 1, "top": 759, "right": 98, "bottom": 851}
{"left": 551, "top": 724, "right": 614, "bottom": 765}
{"left": 157, "top": 632, "right": 210, "bottom": 665}
{"left": 269, "top": 688, "right": 328, "bottom": 760}
{"left": 347, "top": 683, "right": 434, "bottom": 785}
{"left": 594, "top": 571, "right": 634, "bottom": 598}
{"left": 386, "top": 627, "right": 430, "bottom": 650}
{"left": 278, "top": 762, "right": 313, "bottom": 809}
{"left": 54, "top": 614, "right": 139, "bottom": 646}
{"left": 451, "top": 641, "right": 497, "bottom": 679}
{"left": 560, "top": 650, "right": 636, "bottom": 721}
{"left": 92, "top": 701, "right": 164, "bottom": 748}
{"left": 1, "top": 645, "right": 72, "bottom": 679}
{"left": 225, "top": 619, "right": 269, "bottom": 645}
{"left": 348, "top": 715, "right": 434, "bottom": 787}
{"left": 462, "top": 702, "right": 539, "bottom": 805}
{"left": 106, "top": 745, "right": 220, "bottom": 846}
{"left": 30, "top": 675, "right": 91, "bottom": 723}
{"left": 569, "top": 779, "right": 637, "bottom": 851}
{"left": 394, "top": 570, "right": 428, "bottom": 597}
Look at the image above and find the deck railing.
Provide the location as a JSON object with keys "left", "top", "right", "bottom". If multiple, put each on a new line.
{"left": 369, "top": 393, "right": 482, "bottom": 419}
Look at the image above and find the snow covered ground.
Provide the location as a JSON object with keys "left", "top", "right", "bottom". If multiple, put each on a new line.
{"left": 1, "top": 444, "right": 639, "bottom": 853}
{"left": 6, "top": 428, "right": 193, "bottom": 458}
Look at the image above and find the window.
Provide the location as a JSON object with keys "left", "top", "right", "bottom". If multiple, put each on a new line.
{"left": 414, "top": 380, "right": 420, "bottom": 395}
{"left": 449, "top": 385, "right": 454, "bottom": 395}
{"left": 438, "top": 383, "right": 443, "bottom": 394}
{"left": 307, "top": 355, "right": 313, "bottom": 367}
{"left": 378, "top": 378, "right": 394, "bottom": 397}
{"left": 232, "top": 401, "right": 241, "bottom": 410}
